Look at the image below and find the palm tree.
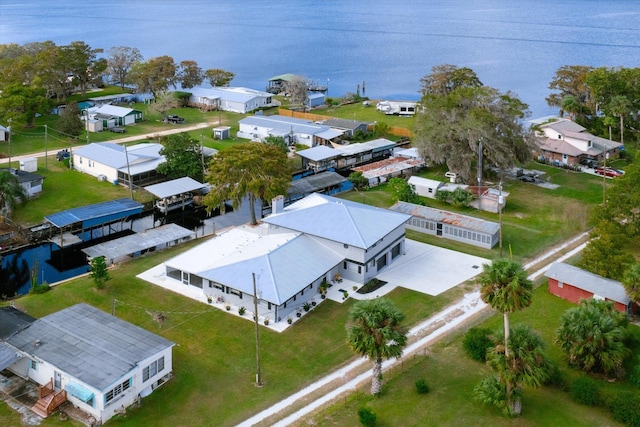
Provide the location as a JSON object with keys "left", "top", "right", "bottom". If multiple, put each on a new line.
{"left": 0, "top": 170, "right": 28, "bottom": 217}
{"left": 346, "top": 298, "right": 408, "bottom": 395}
{"left": 478, "top": 259, "right": 533, "bottom": 358}
{"left": 622, "top": 263, "right": 640, "bottom": 306}
{"left": 475, "top": 324, "right": 552, "bottom": 416}
{"left": 555, "top": 298, "right": 630, "bottom": 376}
{"left": 609, "top": 95, "right": 631, "bottom": 145}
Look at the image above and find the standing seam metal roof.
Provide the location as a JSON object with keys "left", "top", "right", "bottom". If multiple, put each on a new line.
{"left": 544, "top": 262, "right": 630, "bottom": 304}
{"left": 45, "top": 198, "right": 143, "bottom": 228}
{"left": 263, "top": 193, "right": 410, "bottom": 248}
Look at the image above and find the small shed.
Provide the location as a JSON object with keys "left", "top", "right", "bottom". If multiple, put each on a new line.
{"left": 545, "top": 262, "right": 635, "bottom": 314}
{"left": 213, "top": 126, "right": 231, "bottom": 140}
{"left": 19, "top": 157, "right": 38, "bottom": 173}
{"left": 307, "top": 92, "right": 326, "bottom": 108}
{"left": 408, "top": 176, "right": 442, "bottom": 199}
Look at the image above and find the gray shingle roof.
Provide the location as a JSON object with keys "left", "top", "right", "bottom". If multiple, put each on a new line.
{"left": 7, "top": 304, "right": 174, "bottom": 391}
{"left": 544, "top": 262, "right": 630, "bottom": 304}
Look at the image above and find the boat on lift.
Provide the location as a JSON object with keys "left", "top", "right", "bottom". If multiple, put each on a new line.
{"left": 155, "top": 193, "right": 194, "bottom": 214}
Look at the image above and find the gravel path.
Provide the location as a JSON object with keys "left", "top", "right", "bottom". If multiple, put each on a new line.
{"left": 236, "top": 232, "right": 589, "bottom": 427}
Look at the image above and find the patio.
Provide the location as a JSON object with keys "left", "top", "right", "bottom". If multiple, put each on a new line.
{"left": 0, "top": 371, "right": 97, "bottom": 426}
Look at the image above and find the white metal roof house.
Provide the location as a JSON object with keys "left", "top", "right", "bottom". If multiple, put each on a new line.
{"left": 238, "top": 115, "right": 343, "bottom": 147}
{"left": 186, "top": 87, "right": 277, "bottom": 114}
{"left": 87, "top": 104, "right": 143, "bottom": 130}
{"left": 4, "top": 304, "right": 174, "bottom": 424}
{"left": 390, "top": 201, "right": 500, "bottom": 249}
{"left": 0, "top": 167, "right": 44, "bottom": 198}
{"left": 73, "top": 142, "right": 165, "bottom": 187}
{"left": 534, "top": 118, "right": 623, "bottom": 165}
{"left": 149, "top": 194, "right": 411, "bottom": 325}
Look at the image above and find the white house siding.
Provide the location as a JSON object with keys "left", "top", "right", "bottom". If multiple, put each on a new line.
{"left": 73, "top": 156, "right": 118, "bottom": 182}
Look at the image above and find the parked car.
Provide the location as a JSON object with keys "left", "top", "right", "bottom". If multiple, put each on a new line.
{"left": 518, "top": 173, "right": 542, "bottom": 183}
{"left": 166, "top": 115, "right": 185, "bottom": 124}
{"left": 56, "top": 149, "right": 70, "bottom": 161}
{"left": 579, "top": 158, "right": 599, "bottom": 168}
{"left": 109, "top": 126, "right": 126, "bottom": 133}
{"left": 594, "top": 166, "right": 623, "bottom": 177}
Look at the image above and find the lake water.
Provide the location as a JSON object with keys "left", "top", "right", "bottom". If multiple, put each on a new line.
{"left": 2, "top": 0, "right": 640, "bottom": 119}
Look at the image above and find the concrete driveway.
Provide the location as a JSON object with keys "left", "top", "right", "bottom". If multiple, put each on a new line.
{"left": 373, "top": 239, "right": 489, "bottom": 296}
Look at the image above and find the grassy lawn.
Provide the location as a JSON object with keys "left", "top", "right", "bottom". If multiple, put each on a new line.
{"left": 1, "top": 240, "right": 462, "bottom": 427}
{"left": 11, "top": 159, "right": 153, "bottom": 226}
{"left": 340, "top": 161, "right": 604, "bottom": 262}
{"left": 304, "top": 285, "right": 639, "bottom": 427}
{"left": 2, "top": 91, "right": 636, "bottom": 426}
{"left": 314, "top": 100, "right": 417, "bottom": 130}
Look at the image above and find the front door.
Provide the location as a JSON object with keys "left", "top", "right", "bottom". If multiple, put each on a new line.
{"left": 54, "top": 371, "right": 61, "bottom": 391}
{"left": 436, "top": 223, "right": 443, "bottom": 236}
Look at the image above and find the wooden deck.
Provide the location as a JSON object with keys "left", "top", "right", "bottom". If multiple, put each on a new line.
{"left": 31, "top": 379, "right": 67, "bottom": 418}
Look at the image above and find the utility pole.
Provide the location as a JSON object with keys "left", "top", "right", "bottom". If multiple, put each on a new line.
{"left": 477, "top": 139, "right": 483, "bottom": 211}
{"left": 498, "top": 179, "right": 503, "bottom": 258}
{"left": 44, "top": 124, "right": 48, "bottom": 172}
{"left": 253, "top": 273, "right": 263, "bottom": 387}
{"left": 124, "top": 143, "right": 134, "bottom": 200}
{"left": 7, "top": 118, "right": 11, "bottom": 168}
{"left": 85, "top": 110, "right": 90, "bottom": 145}
{"left": 200, "top": 133, "right": 205, "bottom": 180}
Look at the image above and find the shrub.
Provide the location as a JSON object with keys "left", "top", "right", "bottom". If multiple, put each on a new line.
{"left": 569, "top": 376, "right": 601, "bottom": 406}
{"left": 415, "top": 378, "right": 430, "bottom": 394}
{"left": 602, "top": 390, "right": 640, "bottom": 427}
{"left": 358, "top": 407, "right": 377, "bottom": 427}
{"left": 544, "top": 362, "right": 565, "bottom": 388}
{"left": 29, "top": 283, "right": 50, "bottom": 294}
{"left": 238, "top": 306, "right": 246, "bottom": 316}
{"left": 89, "top": 256, "right": 110, "bottom": 289}
{"left": 462, "top": 327, "right": 494, "bottom": 362}
{"left": 629, "top": 355, "right": 640, "bottom": 388}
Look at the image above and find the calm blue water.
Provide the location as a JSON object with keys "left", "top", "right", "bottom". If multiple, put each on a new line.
{"left": 2, "top": 0, "right": 640, "bottom": 119}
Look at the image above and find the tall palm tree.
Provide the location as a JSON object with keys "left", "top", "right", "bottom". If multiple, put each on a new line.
{"left": 478, "top": 259, "right": 533, "bottom": 358}
{"left": 475, "top": 324, "right": 552, "bottom": 416}
{"left": 346, "top": 298, "right": 408, "bottom": 395}
{"left": 609, "top": 95, "right": 631, "bottom": 145}
{"left": 0, "top": 170, "right": 28, "bottom": 217}
{"left": 622, "top": 263, "right": 640, "bottom": 307}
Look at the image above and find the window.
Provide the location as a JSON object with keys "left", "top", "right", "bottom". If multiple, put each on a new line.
{"left": 391, "top": 243, "right": 401, "bottom": 259}
{"left": 31, "top": 360, "right": 37, "bottom": 370}
{"left": 143, "top": 356, "right": 165, "bottom": 382}
{"left": 105, "top": 378, "right": 131, "bottom": 405}
{"left": 557, "top": 281, "right": 563, "bottom": 288}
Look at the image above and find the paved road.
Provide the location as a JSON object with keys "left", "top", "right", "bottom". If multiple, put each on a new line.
{"left": 236, "top": 232, "right": 589, "bottom": 427}
{"left": 0, "top": 122, "right": 214, "bottom": 165}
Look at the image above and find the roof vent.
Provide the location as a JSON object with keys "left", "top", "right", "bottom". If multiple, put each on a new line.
{"left": 35, "top": 340, "right": 41, "bottom": 346}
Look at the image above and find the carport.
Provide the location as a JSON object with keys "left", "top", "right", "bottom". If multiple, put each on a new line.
{"left": 144, "top": 177, "right": 207, "bottom": 199}
{"left": 82, "top": 223, "right": 194, "bottom": 265}
{"left": 44, "top": 198, "right": 143, "bottom": 248}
